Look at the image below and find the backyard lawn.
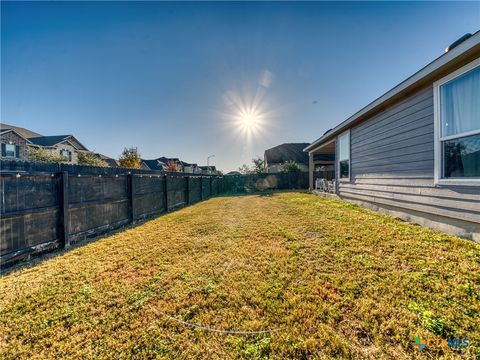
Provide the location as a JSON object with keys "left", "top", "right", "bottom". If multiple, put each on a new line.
{"left": 1, "top": 192, "right": 479, "bottom": 359}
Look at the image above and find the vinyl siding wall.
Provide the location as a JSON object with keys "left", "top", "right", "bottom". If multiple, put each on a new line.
{"left": 338, "top": 86, "right": 480, "bottom": 233}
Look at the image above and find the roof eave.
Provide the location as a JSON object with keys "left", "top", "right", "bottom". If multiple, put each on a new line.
{"left": 304, "top": 31, "right": 480, "bottom": 153}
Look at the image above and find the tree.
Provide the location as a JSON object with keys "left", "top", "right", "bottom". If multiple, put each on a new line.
{"left": 281, "top": 160, "right": 301, "bottom": 172}
{"left": 78, "top": 152, "right": 107, "bottom": 167}
{"left": 28, "top": 148, "right": 66, "bottom": 163}
{"left": 164, "top": 160, "right": 182, "bottom": 172}
{"left": 118, "top": 147, "right": 142, "bottom": 169}
{"left": 238, "top": 164, "right": 252, "bottom": 175}
{"left": 252, "top": 157, "right": 265, "bottom": 174}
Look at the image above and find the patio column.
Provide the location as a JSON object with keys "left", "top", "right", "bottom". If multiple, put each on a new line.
{"left": 309, "top": 151, "right": 314, "bottom": 191}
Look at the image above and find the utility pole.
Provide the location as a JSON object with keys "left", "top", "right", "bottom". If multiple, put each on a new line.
{"left": 207, "top": 154, "right": 215, "bottom": 174}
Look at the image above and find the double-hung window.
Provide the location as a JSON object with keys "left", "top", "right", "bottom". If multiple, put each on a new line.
{"left": 338, "top": 130, "right": 350, "bottom": 180}
{"left": 5, "top": 144, "right": 16, "bottom": 157}
{"left": 434, "top": 59, "right": 480, "bottom": 186}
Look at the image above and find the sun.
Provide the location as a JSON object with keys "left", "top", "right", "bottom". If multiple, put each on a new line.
{"left": 240, "top": 111, "right": 258, "bottom": 129}
{"left": 237, "top": 109, "right": 261, "bottom": 133}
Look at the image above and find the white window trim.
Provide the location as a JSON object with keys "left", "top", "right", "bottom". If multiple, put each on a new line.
{"left": 433, "top": 58, "right": 480, "bottom": 187}
{"left": 337, "top": 129, "right": 351, "bottom": 182}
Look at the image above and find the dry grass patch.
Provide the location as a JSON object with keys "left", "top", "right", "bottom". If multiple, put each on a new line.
{"left": 1, "top": 192, "right": 479, "bottom": 359}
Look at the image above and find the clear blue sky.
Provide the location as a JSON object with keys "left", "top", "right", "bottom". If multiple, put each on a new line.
{"left": 2, "top": 1, "right": 479, "bottom": 172}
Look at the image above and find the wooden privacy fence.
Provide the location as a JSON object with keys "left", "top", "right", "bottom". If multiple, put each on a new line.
{"left": 0, "top": 171, "right": 308, "bottom": 267}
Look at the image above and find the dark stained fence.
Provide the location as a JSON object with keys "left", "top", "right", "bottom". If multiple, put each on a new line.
{"left": 188, "top": 176, "right": 202, "bottom": 204}
{"left": 133, "top": 175, "right": 166, "bottom": 220}
{"left": 224, "top": 172, "right": 309, "bottom": 193}
{"left": 0, "top": 174, "right": 62, "bottom": 261}
{"left": 0, "top": 169, "right": 308, "bottom": 267}
{"left": 68, "top": 175, "right": 131, "bottom": 241}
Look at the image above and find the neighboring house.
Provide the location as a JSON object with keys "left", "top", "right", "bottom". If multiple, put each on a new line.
{"left": 98, "top": 154, "right": 120, "bottom": 167}
{"left": 28, "top": 135, "right": 90, "bottom": 164}
{"left": 180, "top": 161, "right": 200, "bottom": 174}
{"left": 264, "top": 143, "right": 310, "bottom": 173}
{"left": 305, "top": 32, "right": 480, "bottom": 239}
{"left": 0, "top": 128, "right": 29, "bottom": 160}
{"left": 1, "top": 123, "right": 44, "bottom": 160}
{"left": 1, "top": 123, "right": 92, "bottom": 165}
{"left": 142, "top": 159, "right": 167, "bottom": 171}
{"left": 199, "top": 166, "right": 218, "bottom": 175}
{"left": 142, "top": 157, "right": 200, "bottom": 172}
{"left": 226, "top": 171, "right": 241, "bottom": 176}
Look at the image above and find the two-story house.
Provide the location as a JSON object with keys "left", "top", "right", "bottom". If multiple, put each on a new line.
{"left": 0, "top": 123, "right": 91, "bottom": 164}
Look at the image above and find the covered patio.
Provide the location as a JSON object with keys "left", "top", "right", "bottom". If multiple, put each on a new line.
{"left": 308, "top": 139, "right": 336, "bottom": 193}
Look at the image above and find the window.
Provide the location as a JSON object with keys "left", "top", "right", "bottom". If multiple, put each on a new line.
{"left": 5, "top": 144, "right": 16, "bottom": 157}
{"left": 60, "top": 149, "right": 72, "bottom": 161}
{"left": 338, "top": 130, "right": 350, "bottom": 180}
{"left": 434, "top": 59, "right": 480, "bottom": 185}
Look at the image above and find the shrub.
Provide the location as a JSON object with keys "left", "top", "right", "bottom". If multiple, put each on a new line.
{"left": 28, "top": 148, "right": 66, "bottom": 163}
{"left": 281, "top": 160, "right": 301, "bottom": 172}
{"left": 78, "top": 152, "right": 107, "bottom": 167}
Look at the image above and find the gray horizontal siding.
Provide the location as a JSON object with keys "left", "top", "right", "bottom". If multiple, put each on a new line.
{"left": 341, "top": 86, "right": 480, "bottom": 225}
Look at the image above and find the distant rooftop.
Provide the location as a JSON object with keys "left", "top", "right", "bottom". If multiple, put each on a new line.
{"left": 264, "top": 143, "right": 310, "bottom": 165}
{"left": 28, "top": 135, "right": 71, "bottom": 147}
{"left": 0, "top": 123, "right": 42, "bottom": 139}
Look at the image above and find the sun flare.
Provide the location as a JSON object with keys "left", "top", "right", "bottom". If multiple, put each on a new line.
{"left": 239, "top": 110, "right": 260, "bottom": 131}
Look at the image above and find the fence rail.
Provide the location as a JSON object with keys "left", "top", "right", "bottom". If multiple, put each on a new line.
{"left": 0, "top": 169, "right": 308, "bottom": 267}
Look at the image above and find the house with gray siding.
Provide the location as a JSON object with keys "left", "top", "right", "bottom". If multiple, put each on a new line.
{"left": 305, "top": 32, "right": 480, "bottom": 240}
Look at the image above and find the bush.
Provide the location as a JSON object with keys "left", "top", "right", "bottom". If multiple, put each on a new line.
{"left": 78, "top": 152, "right": 107, "bottom": 167}
{"left": 28, "top": 148, "right": 66, "bottom": 163}
{"left": 281, "top": 160, "right": 301, "bottom": 172}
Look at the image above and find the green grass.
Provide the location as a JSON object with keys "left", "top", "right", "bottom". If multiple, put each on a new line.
{"left": 1, "top": 192, "right": 479, "bottom": 359}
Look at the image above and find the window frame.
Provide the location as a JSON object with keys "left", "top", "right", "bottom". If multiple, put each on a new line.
{"left": 433, "top": 58, "right": 480, "bottom": 187}
{"left": 60, "top": 149, "right": 72, "bottom": 162}
{"left": 337, "top": 129, "right": 351, "bottom": 182}
{"left": 5, "top": 144, "right": 16, "bottom": 157}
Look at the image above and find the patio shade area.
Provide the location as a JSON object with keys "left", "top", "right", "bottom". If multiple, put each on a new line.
{"left": 1, "top": 193, "right": 479, "bottom": 359}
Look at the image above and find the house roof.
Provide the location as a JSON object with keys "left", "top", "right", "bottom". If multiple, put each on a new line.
{"left": 27, "top": 135, "right": 89, "bottom": 151}
{"left": 28, "top": 135, "right": 71, "bottom": 147}
{"left": 142, "top": 159, "right": 166, "bottom": 171}
{"left": 199, "top": 165, "right": 216, "bottom": 171}
{"left": 158, "top": 157, "right": 180, "bottom": 164}
{"left": 264, "top": 143, "right": 310, "bottom": 165}
{"left": 305, "top": 31, "right": 480, "bottom": 152}
{"left": 0, "top": 123, "right": 42, "bottom": 138}
{"left": 97, "top": 153, "right": 119, "bottom": 167}
{"left": 180, "top": 161, "right": 197, "bottom": 167}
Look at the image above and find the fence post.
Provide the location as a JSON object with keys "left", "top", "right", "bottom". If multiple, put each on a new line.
{"left": 164, "top": 175, "right": 169, "bottom": 212}
{"left": 128, "top": 173, "right": 134, "bottom": 222}
{"left": 200, "top": 177, "right": 204, "bottom": 201}
{"left": 185, "top": 175, "right": 190, "bottom": 205}
{"left": 61, "top": 171, "right": 70, "bottom": 248}
{"left": 209, "top": 176, "right": 213, "bottom": 198}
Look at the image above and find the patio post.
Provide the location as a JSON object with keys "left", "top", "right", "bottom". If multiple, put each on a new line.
{"left": 308, "top": 152, "right": 314, "bottom": 191}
